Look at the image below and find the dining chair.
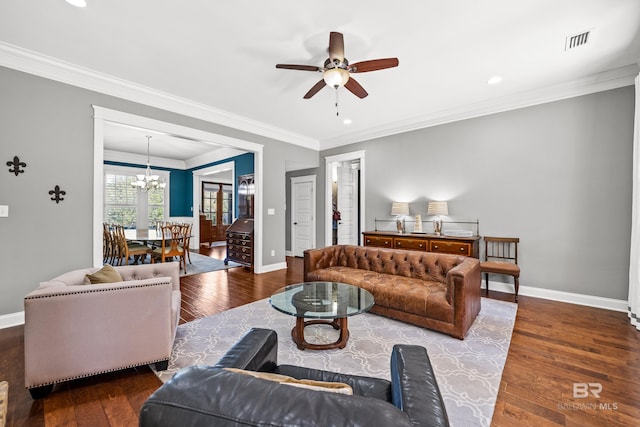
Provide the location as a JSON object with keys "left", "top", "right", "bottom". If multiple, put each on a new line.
{"left": 103, "top": 223, "right": 113, "bottom": 264}
{"left": 151, "top": 224, "right": 186, "bottom": 273}
{"left": 480, "top": 237, "right": 520, "bottom": 302}
{"left": 181, "top": 223, "right": 193, "bottom": 265}
{"left": 115, "top": 225, "right": 152, "bottom": 266}
{"left": 104, "top": 224, "right": 121, "bottom": 265}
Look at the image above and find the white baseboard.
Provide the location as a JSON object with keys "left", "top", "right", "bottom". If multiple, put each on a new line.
{"left": 285, "top": 250, "right": 294, "bottom": 257}
{"left": 485, "top": 280, "right": 627, "bottom": 312}
{"left": 0, "top": 311, "right": 24, "bottom": 329}
{"left": 255, "top": 262, "right": 288, "bottom": 274}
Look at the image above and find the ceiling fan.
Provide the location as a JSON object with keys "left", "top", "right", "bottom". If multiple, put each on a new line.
{"left": 276, "top": 31, "right": 399, "bottom": 99}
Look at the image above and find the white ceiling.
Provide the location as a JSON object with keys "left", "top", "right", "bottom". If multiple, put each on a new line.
{"left": 102, "top": 121, "right": 230, "bottom": 164}
{"left": 1, "top": 0, "right": 639, "bottom": 157}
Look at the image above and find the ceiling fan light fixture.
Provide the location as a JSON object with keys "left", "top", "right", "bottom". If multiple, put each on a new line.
{"left": 323, "top": 68, "right": 349, "bottom": 88}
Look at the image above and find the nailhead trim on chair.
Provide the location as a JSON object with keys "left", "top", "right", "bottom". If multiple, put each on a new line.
{"left": 26, "top": 357, "right": 171, "bottom": 389}
{"left": 24, "top": 279, "right": 172, "bottom": 300}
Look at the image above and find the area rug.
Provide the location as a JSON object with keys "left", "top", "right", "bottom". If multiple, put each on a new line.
{"left": 0, "top": 381, "right": 7, "bottom": 427}
{"left": 154, "top": 298, "right": 517, "bottom": 427}
{"left": 181, "top": 252, "right": 243, "bottom": 276}
{"left": 134, "top": 252, "right": 242, "bottom": 276}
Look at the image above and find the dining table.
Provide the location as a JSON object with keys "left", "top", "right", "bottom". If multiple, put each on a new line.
{"left": 124, "top": 228, "right": 164, "bottom": 244}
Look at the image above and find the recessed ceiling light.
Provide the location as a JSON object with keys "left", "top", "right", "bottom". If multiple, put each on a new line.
{"left": 65, "top": 0, "right": 87, "bottom": 7}
{"left": 343, "top": 119, "right": 352, "bottom": 125}
{"left": 488, "top": 76, "right": 503, "bottom": 85}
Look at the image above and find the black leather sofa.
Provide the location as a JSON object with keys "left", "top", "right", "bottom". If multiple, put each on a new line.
{"left": 139, "top": 328, "right": 450, "bottom": 427}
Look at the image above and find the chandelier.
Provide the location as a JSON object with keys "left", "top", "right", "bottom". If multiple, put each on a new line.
{"left": 131, "top": 135, "right": 166, "bottom": 192}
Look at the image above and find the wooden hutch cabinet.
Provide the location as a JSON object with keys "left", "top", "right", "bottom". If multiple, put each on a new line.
{"left": 362, "top": 231, "right": 480, "bottom": 258}
{"left": 224, "top": 174, "right": 255, "bottom": 269}
{"left": 224, "top": 217, "right": 254, "bottom": 268}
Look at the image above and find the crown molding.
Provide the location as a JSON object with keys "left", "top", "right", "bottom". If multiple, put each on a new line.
{"left": 0, "top": 41, "right": 319, "bottom": 151}
{"left": 319, "top": 64, "right": 640, "bottom": 150}
{"left": 2, "top": 41, "right": 636, "bottom": 153}
{"left": 103, "top": 150, "right": 185, "bottom": 170}
{"left": 185, "top": 146, "right": 248, "bottom": 170}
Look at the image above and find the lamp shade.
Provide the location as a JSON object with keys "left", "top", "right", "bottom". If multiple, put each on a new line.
{"left": 427, "top": 201, "right": 448, "bottom": 216}
{"left": 391, "top": 202, "right": 410, "bottom": 216}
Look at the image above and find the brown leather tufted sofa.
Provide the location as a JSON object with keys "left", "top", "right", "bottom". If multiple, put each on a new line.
{"left": 304, "top": 245, "right": 481, "bottom": 339}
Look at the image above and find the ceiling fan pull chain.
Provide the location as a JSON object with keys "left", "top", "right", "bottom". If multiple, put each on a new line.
{"left": 335, "top": 87, "right": 340, "bottom": 116}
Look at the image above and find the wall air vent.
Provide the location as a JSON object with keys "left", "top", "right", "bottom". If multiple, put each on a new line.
{"left": 565, "top": 30, "right": 591, "bottom": 51}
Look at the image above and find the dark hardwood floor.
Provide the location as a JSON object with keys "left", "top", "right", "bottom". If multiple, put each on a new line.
{"left": 1, "top": 246, "right": 639, "bottom": 426}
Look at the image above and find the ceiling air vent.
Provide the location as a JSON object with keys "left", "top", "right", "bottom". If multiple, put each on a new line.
{"left": 565, "top": 30, "right": 591, "bottom": 51}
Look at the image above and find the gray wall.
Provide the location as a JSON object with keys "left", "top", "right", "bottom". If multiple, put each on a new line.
{"left": 305, "top": 87, "right": 634, "bottom": 300}
{"left": 0, "top": 66, "right": 318, "bottom": 316}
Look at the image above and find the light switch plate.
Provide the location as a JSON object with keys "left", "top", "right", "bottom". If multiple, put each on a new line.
{"left": 0, "top": 205, "right": 8, "bottom": 217}
{"left": 267, "top": 208, "right": 275, "bottom": 215}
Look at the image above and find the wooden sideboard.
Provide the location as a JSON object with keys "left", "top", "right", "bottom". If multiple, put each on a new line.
{"left": 362, "top": 231, "right": 480, "bottom": 258}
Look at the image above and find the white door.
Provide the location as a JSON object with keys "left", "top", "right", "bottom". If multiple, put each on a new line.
{"left": 336, "top": 165, "right": 358, "bottom": 245}
{"left": 291, "top": 176, "right": 316, "bottom": 257}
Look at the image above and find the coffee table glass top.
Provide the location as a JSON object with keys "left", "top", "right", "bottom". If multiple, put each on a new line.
{"left": 269, "top": 281, "right": 374, "bottom": 320}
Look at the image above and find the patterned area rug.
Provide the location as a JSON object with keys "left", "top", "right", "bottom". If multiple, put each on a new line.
{"left": 134, "top": 252, "right": 242, "bottom": 276}
{"left": 182, "top": 252, "right": 242, "bottom": 276}
{"left": 154, "top": 298, "right": 517, "bottom": 427}
{"left": 0, "top": 381, "right": 7, "bottom": 427}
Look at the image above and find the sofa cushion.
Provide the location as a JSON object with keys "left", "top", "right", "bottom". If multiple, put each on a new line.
{"left": 307, "top": 266, "right": 453, "bottom": 322}
{"left": 225, "top": 368, "right": 353, "bottom": 395}
{"left": 83, "top": 264, "right": 123, "bottom": 285}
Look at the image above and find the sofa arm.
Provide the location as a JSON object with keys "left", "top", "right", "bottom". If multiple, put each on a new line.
{"left": 391, "top": 345, "right": 450, "bottom": 427}
{"left": 303, "top": 245, "right": 343, "bottom": 281}
{"left": 213, "top": 328, "right": 278, "bottom": 372}
{"left": 24, "top": 278, "right": 174, "bottom": 389}
{"left": 445, "top": 257, "right": 480, "bottom": 305}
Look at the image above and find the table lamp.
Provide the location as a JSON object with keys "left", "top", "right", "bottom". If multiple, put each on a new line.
{"left": 391, "top": 202, "right": 410, "bottom": 233}
{"left": 427, "top": 201, "right": 448, "bottom": 235}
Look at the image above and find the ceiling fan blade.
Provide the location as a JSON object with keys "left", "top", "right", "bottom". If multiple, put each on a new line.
{"left": 303, "top": 79, "right": 327, "bottom": 99}
{"left": 276, "top": 64, "right": 321, "bottom": 72}
{"left": 344, "top": 77, "right": 368, "bottom": 99}
{"left": 349, "top": 58, "right": 399, "bottom": 73}
{"left": 329, "top": 32, "right": 345, "bottom": 63}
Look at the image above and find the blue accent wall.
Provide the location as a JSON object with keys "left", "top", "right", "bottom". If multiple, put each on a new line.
{"left": 190, "top": 152, "right": 254, "bottom": 217}
{"left": 105, "top": 152, "right": 254, "bottom": 218}
{"left": 169, "top": 170, "right": 192, "bottom": 216}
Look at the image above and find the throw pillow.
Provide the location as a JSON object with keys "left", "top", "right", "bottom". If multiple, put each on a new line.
{"left": 84, "top": 264, "right": 123, "bottom": 285}
{"left": 224, "top": 368, "right": 353, "bottom": 395}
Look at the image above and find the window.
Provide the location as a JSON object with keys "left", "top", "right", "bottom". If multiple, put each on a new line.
{"left": 104, "top": 166, "right": 168, "bottom": 228}
{"left": 202, "top": 182, "right": 233, "bottom": 226}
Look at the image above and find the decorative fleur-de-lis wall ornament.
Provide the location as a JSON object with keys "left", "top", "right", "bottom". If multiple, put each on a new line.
{"left": 49, "top": 185, "right": 66, "bottom": 204}
{"left": 6, "top": 156, "right": 26, "bottom": 176}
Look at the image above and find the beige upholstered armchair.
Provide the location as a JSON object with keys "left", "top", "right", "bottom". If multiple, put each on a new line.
{"left": 24, "top": 262, "right": 181, "bottom": 399}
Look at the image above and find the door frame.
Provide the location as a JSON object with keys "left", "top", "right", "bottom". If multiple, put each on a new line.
{"left": 324, "top": 150, "right": 365, "bottom": 247}
{"left": 93, "top": 106, "right": 265, "bottom": 272}
{"left": 291, "top": 175, "right": 316, "bottom": 256}
{"left": 192, "top": 161, "right": 235, "bottom": 247}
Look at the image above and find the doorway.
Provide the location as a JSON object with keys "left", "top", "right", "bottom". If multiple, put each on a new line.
{"left": 201, "top": 181, "right": 233, "bottom": 244}
{"left": 325, "top": 151, "right": 365, "bottom": 247}
{"left": 93, "top": 106, "right": 265, "bottom": 272}
{"left": 291, "top": 175, "right": 316, "bottom": 256}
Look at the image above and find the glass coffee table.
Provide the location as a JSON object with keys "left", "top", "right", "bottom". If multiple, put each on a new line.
{"left": 269, "top": 281, "right": 374, "bottom": 350}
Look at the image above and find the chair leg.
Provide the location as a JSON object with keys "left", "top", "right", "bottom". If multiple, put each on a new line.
{"left": 29, "top": 384, "right": 54, "bottom": 399}
{"left": 484, "top": 273, "right": 490, "bottom": 296}
{"left": 514, "top": 276, "right": 519, "bottom": 302}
